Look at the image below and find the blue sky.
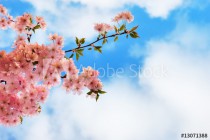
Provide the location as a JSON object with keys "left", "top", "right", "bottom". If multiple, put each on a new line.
{"left": 0, "top": 0, "right": 210, "bottom": 140}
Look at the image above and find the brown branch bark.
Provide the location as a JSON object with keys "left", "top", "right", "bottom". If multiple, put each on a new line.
{"left": 65, "top": 31, "right": 127, "bottom": 53}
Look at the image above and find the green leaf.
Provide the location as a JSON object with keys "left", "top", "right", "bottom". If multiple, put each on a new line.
{"left": 114, "top": 25, "right": 118, "bottom": 33}
{"left": 32, "top": 28, "right": 35, "bottom": 33}
{"left": 98, "top": 90, "right": 106, "bottom": 94}
{"left": 80, "top": 38, "right": 85, "bottom": 44}
{"left": 97, "top": 34, "right": 101, "bottom": 39}
{"left": 130, "top": 31, "right": 139, "bottom": 38}
{"left": 104, "top": 31, "right": 108, "bottom": 36}
{"left": 94, "top": 46, "right": 102, "bottom": 53}
{"left": 34, "top": 24, "right": 41, "bottom": 30}
{"left": 87, "top": 91, "right": 93, "bottom": 95}
{"left": 102, "top": 39, "right": 107, "bottom": 45}
{"left": 19, "top": 116, "right": 23, "bottom": 124}
{"left": 30, "top": 18, "right": 33, "bottom": 24}
{"left": 130, "top": 25, "right": 139, "bottom": 32}
{"left": 114, "top": 36, "right": 118, "bottom": 42}
{"left": 130, "top": 33, "right": 135, "bottom": 38}
{"left": 69, "top": 53, "right": 74, "bottom": 58}
{"left": 75, "top": 37, "right": 79, "bottom": 45}
{"left": 77, "top": 49, "right": 84, "bottom": 56}
{"left": 119, "top": 24, "right": 125, "bottom": 31}
{"left": 133, "top": 31, "right": 139, "bottom": 36}
{"left": 96, "top": 94, "right": 99, "bottom": 102}
{"left": 76, "top": 53, "right": 79, "bottom": 60}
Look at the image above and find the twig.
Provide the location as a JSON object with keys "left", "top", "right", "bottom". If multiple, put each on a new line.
{"left": 65, "top": 31, "right": 127, "bottom": 53}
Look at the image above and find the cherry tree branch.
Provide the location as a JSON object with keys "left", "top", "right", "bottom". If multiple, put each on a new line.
{"left": 65, "top": 31, "right": 127, "bottom": 53}
{"left": 61, "top": 31, "right": 128, "bottom": 79}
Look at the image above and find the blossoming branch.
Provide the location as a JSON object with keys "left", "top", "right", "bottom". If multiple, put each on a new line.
{"left": 0, "top": 4, "right": 139, "bottom": 126}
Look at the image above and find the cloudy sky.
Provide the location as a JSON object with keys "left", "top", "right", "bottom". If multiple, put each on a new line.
{"left": 0, "top": 0, "right": 210, "bottom": 140}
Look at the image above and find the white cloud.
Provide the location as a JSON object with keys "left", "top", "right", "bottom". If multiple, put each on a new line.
{"left": 0, "top": 30, "right": 16, "bottom": 48}
{"left": 139, "top": 21, "right": 210, "bottom": 133}
{"left": 133, "top": 0, "right": 184, "bottom": 18}
{"left": 24, "top": 115, "right": 53, "bottom": 140}
{"left": 20, "top": 0, "right": 118, "bottom": 41}
{"left": 129, "top": 44, "right": 147, "bottom": 58}
{"left": 19, "top": 0, "right": 190, "bottom": 41}
{"left": 22, "top": 0, "right": 189, "bottom": 18}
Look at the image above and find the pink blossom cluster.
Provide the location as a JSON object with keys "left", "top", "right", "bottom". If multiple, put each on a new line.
{"left": 94, "top": 23, "right": 113, "bottom": 33}
{"left": 94, "top": 11, "right": 134, "bottom": 33}
{"left": 0, "top": 33, "right": 102, "bottom": 126}
{"left": 0, "top": 4, "right": 103, "bottom": 126}
{"left": 63, "top": 64, "right": 102, "bottom": 95}
{"left": 35, "top": 16, "right": 46, "bottom": 29}
{"left": 0, "top": 4, "right": 137, "bottom": 127}
{"left": 0, "top": 4, "right": 7, "bottom": 15}
{"left": 0, "top": 4, "right": 46, "bottom": 33}
{"left": 0, "top": 33, "right": 62, "bottom": 125}
{"left": 112, "top": 11, "right": 134, "bottom": 23}
{"left": 0, "top": 4, "right": 11, "bottom": 29}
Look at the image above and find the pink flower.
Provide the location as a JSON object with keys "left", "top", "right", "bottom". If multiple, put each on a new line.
{"left": 94, "top": 23, "right": 113, "bottom": 33}
{"left": 87, "top": 79, "right": 103, "bottom": 91}
{"left": 49, "top": 33, "right": 58, "bottom": 40}
{"left": 49, "top": 34, "right": 64, "bottom": 47}
{"left": 39, "top": 21, "right": 46, "bottom": 29}
{"left": 55, "top": 36, "right": 64, "bottom": 47}
{"left": 113, "top": 11, "right": 134, "bottom": 23}
{"left": 7, "top": 16, "right": 13, "bottom": 26}
{"left": 0, "top": 17, "right": 7, "bottom": 29}
{"left": 122, "top": 11, "right": 134, "bottom": 23}
{"left": 62, "top": 58, "right": 78, "bottom": 78}
{"left": 14, "top": 35, "right": 26, "bottom": 47}
{"left": 63, "top": 78, "right": 74, "bottom": 92}
{"left": 19, "top": 15, "right": 31, "bottom": 26}
{"left": 0, "top": 4, "right": 107, "bottom": 126}
{"left": 0, "top": 50, "right": 6, "bottom": 58}
{"left": 35, "top": 16, "right": 44, "bottom": 23}
{"left": 36, "top": 16, "right": 46, "bottom": 29}
{"left": 0, "top": 5, "right": 7, "bottom": 15}
{"left": 52, "top": 61, "right": 64, "bottom": 74}
{"left": 104, "top": 23, "right": 113, "bottom": 31}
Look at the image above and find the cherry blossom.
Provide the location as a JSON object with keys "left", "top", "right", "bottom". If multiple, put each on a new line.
{"left": 0, "top": 4, "right": 138, "bottom": 126}
{"left": 0, "top": 4, "right": 7, "bottom": 15}
{"left": 94, "top": 23, "right": 113, "bottom": 33}
{"left": 113, "top": 11, "right": 134, "bottom": 23}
